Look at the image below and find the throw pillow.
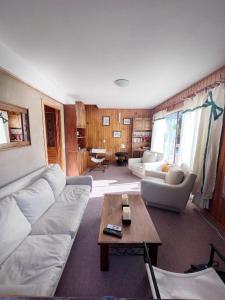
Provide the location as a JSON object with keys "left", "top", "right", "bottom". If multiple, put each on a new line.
{"left": 0, "top": 197, "right": 31, "bottom": 264}
{"left": 42, "top": 164, "right": 66, "bottom": 198}
{"left": 13, "top": 178, "right": 55, "bottom": 224}
{"left": 161, "top": 163, "right": 170, "bottom": 172}
{"left": 165, "top": 168, "right": 184, "bottom": 185}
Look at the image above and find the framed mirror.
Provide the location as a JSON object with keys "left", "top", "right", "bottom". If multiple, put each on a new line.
{"left": 0, "top": 101, "right": 31, "bottom": 150}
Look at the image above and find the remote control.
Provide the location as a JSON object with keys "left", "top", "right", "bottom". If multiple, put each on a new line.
{"left": 106, "top": 224, "right": 122, "bottom": 232}
{"left": 103, "top": 227, "right": 122, "bottom": 238}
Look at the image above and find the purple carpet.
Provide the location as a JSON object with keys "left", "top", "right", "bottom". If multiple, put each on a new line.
{"left": 55, "top": 165, "right": 225, "bottom": 298}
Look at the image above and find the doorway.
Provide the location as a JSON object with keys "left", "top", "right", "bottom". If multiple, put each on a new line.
{"left": 44, "top": 105, "right": 62, "bottom": 166}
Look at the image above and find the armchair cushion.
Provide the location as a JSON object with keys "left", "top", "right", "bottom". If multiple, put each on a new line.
{"left": 165, "top": 168, "right": 184, "bottom": 185}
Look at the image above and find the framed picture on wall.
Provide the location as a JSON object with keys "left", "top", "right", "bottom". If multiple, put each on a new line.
{"left": 123, "top": 118, "right": 131, "bottom": 125}
{"left": 102, "top": 116, "right": 110, "bottom": 126}
{"left": 113, "top": 131, "right": 121, "bottom": 138}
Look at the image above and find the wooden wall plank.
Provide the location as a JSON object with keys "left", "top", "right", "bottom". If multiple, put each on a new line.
{"left": 86, "top": 106, "right": 152, "bottom": 161}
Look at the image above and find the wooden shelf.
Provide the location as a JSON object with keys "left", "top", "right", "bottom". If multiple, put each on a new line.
{"left": 132, "top": 117, "right": 152, "bottom": 157}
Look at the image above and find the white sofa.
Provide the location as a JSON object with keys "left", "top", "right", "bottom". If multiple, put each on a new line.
{"left": 141, "top": 164, "right": 196, "bottom": 212}
{"left": 128, "top": 150, "right": 164, "bottom": 178}
{"left": 0, "top": 164, "right": 92, "bottom": 297}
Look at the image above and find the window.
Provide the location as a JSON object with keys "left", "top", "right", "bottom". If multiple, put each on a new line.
{"left": 152, "top": 109, "right": 201, "bottom": 167}
{"left": 151, "top": 113, "right": 178, "bottom": 163}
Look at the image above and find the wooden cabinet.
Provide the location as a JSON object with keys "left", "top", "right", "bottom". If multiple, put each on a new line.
{"left": 133, "top": 117, "right": 151, "bottom": 130}
{"left": 64, "top": 104, "right": 88, "bottom": 176}
{"left": 64, "top": 105, "right": 79, "bottom": 176}
{"left": 77, "top": 149, "right": 88, "bottom": 175}
{"left": 76, "top": 101, "right": 86, "bottom": 128}
{"left": 132, "top": 117, "right": 152, "bottom": 157}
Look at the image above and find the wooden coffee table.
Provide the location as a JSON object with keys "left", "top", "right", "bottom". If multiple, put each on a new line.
{"left": 98, "top": 193, "right": 162, "bottom": 271}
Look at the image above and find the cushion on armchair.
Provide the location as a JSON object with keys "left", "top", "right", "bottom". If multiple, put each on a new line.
{"left": 165, "top": 168, "right": 184, "bottom": 185}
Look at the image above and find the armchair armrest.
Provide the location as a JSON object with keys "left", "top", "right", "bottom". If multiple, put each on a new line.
{"left": 141, "top": 179, "right": 188, "bottom": 212}
{"left": 66, "top": 175, "right": 93, "bottom": 191}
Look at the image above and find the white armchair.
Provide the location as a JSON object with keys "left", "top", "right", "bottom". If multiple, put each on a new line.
{"left": 141, "top": 164, "right": 197, "bottom": 212}
{"left": 128, "top": 151, "right": 164, "bottom": 178}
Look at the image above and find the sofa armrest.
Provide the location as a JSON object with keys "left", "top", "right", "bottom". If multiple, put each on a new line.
{"left": 66, "top": 176, "right": 93, "bottom": 191}
{"left": 145, "top": 170, "right": 166, "bottom": 179}
{"left": 128, "top": 157, "right": 142, "bottom": 168}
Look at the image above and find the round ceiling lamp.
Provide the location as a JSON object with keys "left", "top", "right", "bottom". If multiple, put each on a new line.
{"left": 114, "top": 78, "right": 129, "bottom": 87}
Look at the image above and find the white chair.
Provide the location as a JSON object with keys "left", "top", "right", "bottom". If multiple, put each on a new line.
{"left": 89, "top": 148, "right": 106, "bottom": 172}
{"left": 128, "top": 150, "right": 164, "bottom": 178}
{"left": 141, "top": 164, "right": 196, "bottom": 212}
{"left": 144, "top": 243, "right": 225, "bottom": 300}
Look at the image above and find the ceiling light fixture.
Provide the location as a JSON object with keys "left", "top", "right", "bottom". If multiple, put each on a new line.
{"left": 114, "top": 78, "right": 129, "bottom": 87}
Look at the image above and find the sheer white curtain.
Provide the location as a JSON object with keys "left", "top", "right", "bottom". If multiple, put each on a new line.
{"left": 151, "top": 118, "right": 166, "bottom": 154}
{"left": 0, "top": 111, "right": 9, "bottom": 144}
{"left": 178, "top": 108, "right": 201, "bottom": 169}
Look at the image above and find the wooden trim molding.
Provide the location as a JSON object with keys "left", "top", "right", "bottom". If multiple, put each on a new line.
{"left": 0, "top": 141, "right": 30, "bottom": 151}
{"left": 153, "top": 65, "right": 225, "bottom": 114}
{"left": 0, "top": 101, "right": 28, "bottom": 114}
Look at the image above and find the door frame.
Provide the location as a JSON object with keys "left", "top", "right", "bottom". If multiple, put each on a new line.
{"left": 41, "top": 98, "right": 65, "bottom": 172}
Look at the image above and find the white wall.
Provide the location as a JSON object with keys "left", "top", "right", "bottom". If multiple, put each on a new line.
{"left": 0, "top": 69, "right": 62, "bottom": 187}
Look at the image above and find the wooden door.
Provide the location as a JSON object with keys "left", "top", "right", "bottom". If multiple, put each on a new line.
{"left": 209, "top": 116, "right": 225, "bottom": 230}
{"left": 45, "top": 106, "right": 60, "bottom": 164}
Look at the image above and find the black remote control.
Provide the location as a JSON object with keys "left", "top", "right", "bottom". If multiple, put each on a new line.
{"left": 103, "top": 227, "right": 122, "bottom": 238}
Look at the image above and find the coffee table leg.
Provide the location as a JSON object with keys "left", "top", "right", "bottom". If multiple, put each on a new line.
{"left": 100, "top": 244, "right": 109, "bottom": 271}
{"left": 148, "top": 245, "right": 158, "bottom": 266}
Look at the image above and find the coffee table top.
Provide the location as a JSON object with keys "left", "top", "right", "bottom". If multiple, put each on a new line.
{"left": 98, "top": 193, "right": 162, "bottom": 245}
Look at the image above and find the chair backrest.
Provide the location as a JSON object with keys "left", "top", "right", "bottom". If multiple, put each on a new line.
{"left": 143, "top": 150, "right": 164, "bottom": 162}
{"left": 91, "top": 148, "right": 106, "bottom": 154}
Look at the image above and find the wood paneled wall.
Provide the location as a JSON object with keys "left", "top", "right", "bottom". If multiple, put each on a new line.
{"left": 153, "top": 65, "right": 225, "bottom": 114}
{"left": 86, "top": 105, "right": 152, "bottom": 161}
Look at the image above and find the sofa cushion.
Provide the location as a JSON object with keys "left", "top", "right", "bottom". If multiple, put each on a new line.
{"left": 42, "top": 164, "right": 66, "bottom": 198}
{"left": 0, "top": 234, "right": 71, "bottom": 296}
{"left": 0, "top": 197, "right": 31, "bottom": 265}
{"left": 165, "top": 168, "right": 184, "bottom": 185}
{"left": 13, "top": 178, "right": 55, "bottom": 224}
{"left": 142, "top": 151, "right": 157, "bottom": 163}
{"left": 31, "top": 185, "right": 90, "bottom": 237}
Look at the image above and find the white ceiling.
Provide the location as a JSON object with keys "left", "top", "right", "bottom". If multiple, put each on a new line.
{"left": 0, "top": 0, "right": 225, "bottom": 108}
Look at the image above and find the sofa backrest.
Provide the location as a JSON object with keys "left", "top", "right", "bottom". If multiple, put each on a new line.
{"left": 143, "top": 150, "right": 164, "bottom": 162}
{"left": 0, "top": 166, "right": 47, "bottom": 200}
